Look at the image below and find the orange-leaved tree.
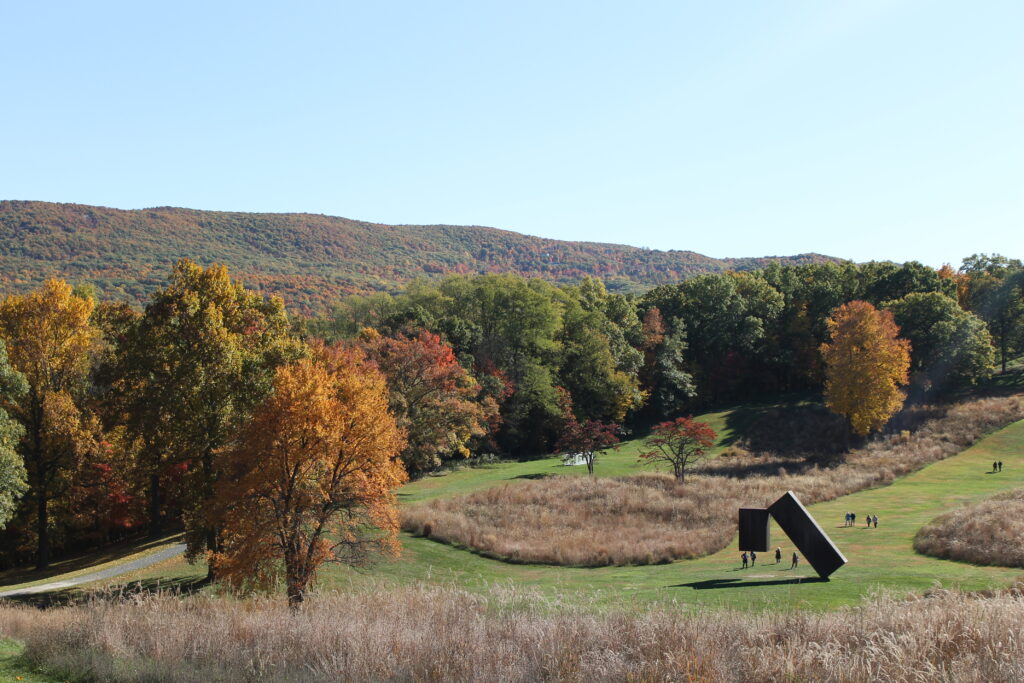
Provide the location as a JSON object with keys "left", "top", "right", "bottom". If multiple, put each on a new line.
{"left": 211, "top": 345, "right": 406, "bottom": 607}
{"left": 638, "top": 417, "right": 716, "bottom": 482}
{"left": 821, "top": 300, "right": 911, "bottom": 436}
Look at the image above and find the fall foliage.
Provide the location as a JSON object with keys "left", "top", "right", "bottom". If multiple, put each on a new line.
{"left": 0, "top": 279, "right": 99, "bottom": 568}
{"left": 211, "top": 348, "right": 406, "bottom": 606}
{"left": 112, "top": 259, "right": 300, "bottom": 559}
{"left": 554, "top": 389, "right": 620, "bottom": 476}
{"left": 821, "top": 300, "right": 911, "bottom": 436}
{"left": 359, "top": 328, "right": 496, "bottom": 477}
{"left": 638, "top": 417, "right": 717, "bottom": 481}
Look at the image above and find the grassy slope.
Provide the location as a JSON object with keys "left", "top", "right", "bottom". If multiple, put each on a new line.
{"left": 400, "top": 406, "right": 736, "bottom": 503}
{"left": 320, "top": 417, "right": 1024, "bottom": 611}
{"left": 9, "top": 402, "right": 1024, "bottom": 613}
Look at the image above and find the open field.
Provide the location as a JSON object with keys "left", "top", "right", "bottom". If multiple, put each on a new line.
{"left": 4, "top": 391, "right": 1023, "bottom": 614}
{"left": 401, "top": 396, "right": 1022, "bottom": 566}
{"left": 324, "top": 413, "right": 1024, "bottom": 611}
{"left": 91, "top": 405, "right": 1024, "bottom": 613}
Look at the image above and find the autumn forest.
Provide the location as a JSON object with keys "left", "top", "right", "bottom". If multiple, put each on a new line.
{"left": 1, "top": 247, "right": 1022, "bottom": 606}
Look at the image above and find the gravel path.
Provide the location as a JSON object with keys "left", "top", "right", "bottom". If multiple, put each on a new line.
{"left": 0, "top": 543, "right": 187, "bottom": 599}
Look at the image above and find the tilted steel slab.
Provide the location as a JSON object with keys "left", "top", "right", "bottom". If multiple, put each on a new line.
{"left": 767, "top": 490, "right": 847, "bottom": 579}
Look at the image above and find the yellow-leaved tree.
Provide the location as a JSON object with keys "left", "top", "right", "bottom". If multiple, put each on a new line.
{"left": 821, "top": 300, "right": 911, "bottom": 437}
{"left": 211, "top": 345, "right": 406, "bottom": 607}
{"left": 0, "top": 279, "right": 99, "bottom": 569}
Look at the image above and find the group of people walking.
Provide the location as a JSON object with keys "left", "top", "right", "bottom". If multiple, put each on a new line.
{"left": 993, "top": 461, "right": 1004, "bottom": 472}
{"left": 844, "top": 512, "right": 878, "bottom": 528}
{"left": 741, "top": 547, "right": 799, "bottom": 569}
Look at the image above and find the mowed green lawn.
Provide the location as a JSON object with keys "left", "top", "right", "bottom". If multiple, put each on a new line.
{"left": 321, "top": 418, "right": 1024, "bottom": 611}
{"left": 10, "top": 404, "right": 1024, "bottom": 614}
{"left": 399, "top": 402, "right": 758, "bottom": 504}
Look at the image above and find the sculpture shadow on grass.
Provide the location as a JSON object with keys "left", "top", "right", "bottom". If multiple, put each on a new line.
{"left": 673, "top": 576, "right": 830, "bottom": 590}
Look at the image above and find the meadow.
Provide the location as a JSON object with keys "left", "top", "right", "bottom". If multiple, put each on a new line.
{"left": 3, "top": 585, "right": 1024, "bottom": 682}
{"left": 915, "top": 487, "right": 1024, "bottom": 567}
{"left": 401, "top": 396, "right": 1023, "bottom": 566}
{"left": 4, "top": 394, "right": 1024, "bottom": 680}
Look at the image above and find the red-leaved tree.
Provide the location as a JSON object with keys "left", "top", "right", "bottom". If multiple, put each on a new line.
{"left": 638, "top": 417, "right": 717, "bottom": 481}
{"left": 555, "top": 417, "right": 620, "bottom": 476}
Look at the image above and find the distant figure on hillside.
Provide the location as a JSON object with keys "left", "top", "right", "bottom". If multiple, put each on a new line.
{"left": 998, "top": 461, "right": 1003, "bottom": 472}
{"left": 791, "top": 552, "right": 800, "bottom": 569}
{"left": 750, "top": 551, "right": 757, "bottom": 566}
{"left": 866, "top": 514, "right": 872, "bottom": 528}
{"left": 874, "top": 515, "right": 879, "bottom": 528}
{"left": 741, "top": 552, "right": 748, "bottom": 569}
{"left": 851, "top": 512, "right": 856, "bottom": 526}
{"left": 993, "top": 461, "right": 998, "bottom": 473}
{"left": 844, "top": 512, "right": 851, "bottom": 527}
{"left": 775, "top": 547, "right": 782, "bottom": 564}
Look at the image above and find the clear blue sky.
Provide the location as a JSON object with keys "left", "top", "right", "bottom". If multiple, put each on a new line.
{"left": 2, "top": 1, "right": 1021, "bottom": 267}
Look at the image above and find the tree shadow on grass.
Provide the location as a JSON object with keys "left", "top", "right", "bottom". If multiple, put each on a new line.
{"left": 672, "top": 576, "right": 829, "bottom": 590}
{"left": 1, "top": 575, "right": 210, "bottom": 609}
{"left": 0, "top": 531, "right": 185, "bottom": 589}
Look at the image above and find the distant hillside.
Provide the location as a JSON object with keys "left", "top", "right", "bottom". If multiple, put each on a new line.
{"left": 0, "top": 200, "right": 840, "bottom": 314}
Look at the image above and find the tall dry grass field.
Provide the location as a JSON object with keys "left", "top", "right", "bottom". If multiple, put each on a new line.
{"left": 3, "top": 585, "right": 1024, "bottom": 682}
{"left": 915, "top": 488, "right": 1024, "bottom": 567}
{"left": 403, "top": 396, "right": 1024, "bottom": 565}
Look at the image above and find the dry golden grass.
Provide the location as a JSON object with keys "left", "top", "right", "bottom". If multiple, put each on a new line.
{"left": 4, "top": 585, "right": 1024, "bottom": 681}
{"left": 915, "top": 488, "right": 1024, "bottom": 568}
{"left": 403, "top": 396, "right": 1024, "bottom": 566}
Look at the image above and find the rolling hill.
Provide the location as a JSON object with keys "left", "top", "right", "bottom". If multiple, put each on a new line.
{"left": 0, "top": 200, "right": 840, "bottom": 314}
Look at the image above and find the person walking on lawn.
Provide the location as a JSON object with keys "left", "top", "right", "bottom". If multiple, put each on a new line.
{"left": 775, "top": 547, "right": 782, "bottom": 564}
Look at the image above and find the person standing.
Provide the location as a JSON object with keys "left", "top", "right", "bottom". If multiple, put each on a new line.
{"left": 791, "top": 552, "right": 799, "bottom": 569}
{"left": 750, "top": 551, "right": 757, "bottom": 566}
{"left": 998, "top": 461, "right": 1003, "bottom": 472}
{"left": 741, "top": 552, "right": 748, "bottom": 569}
{"left": 775, "top": 547, "right": 782, "bottom": 564}
{"left": 994, "top": 461, "right": 998, "bottom": 473}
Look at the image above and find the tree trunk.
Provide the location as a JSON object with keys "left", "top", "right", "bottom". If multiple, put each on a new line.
{"left": 148, "top": 471, "right": 163, "bottom": 538}
{"left": 36, "top": 490, "right": 49, "bottom": 570}
{"left": 285, "top": 556, "right": 305, "bottom": 609}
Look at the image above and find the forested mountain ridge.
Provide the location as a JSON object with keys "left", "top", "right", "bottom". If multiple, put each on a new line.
{"left": 0, "top": 200, "right": 839, "bottom": 313}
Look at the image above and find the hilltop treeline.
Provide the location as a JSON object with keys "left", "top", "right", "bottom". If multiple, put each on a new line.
{"left": 0, "top": 254, "right": 1021, "bottom": 572}
{"left": 0, "top": 200, "right": 835, "bottom": 313}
